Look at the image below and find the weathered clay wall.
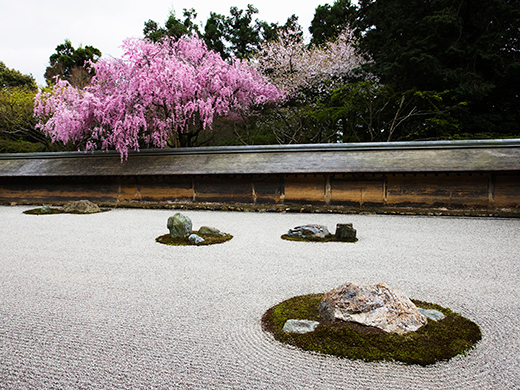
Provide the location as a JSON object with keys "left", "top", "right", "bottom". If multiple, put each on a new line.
{"left": 1, "top": 172, "right": 519, "bottom": 210}
{"left": 1, "top": 141, "right": 519, "bottom": 214}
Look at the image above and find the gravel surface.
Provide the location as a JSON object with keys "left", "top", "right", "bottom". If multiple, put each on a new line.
{"left": 1, "top": 206, "right": 519, "bottom": 389}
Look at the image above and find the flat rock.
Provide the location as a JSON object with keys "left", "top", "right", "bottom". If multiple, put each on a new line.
{"left": 282, "top": 319, "right": 320, "bottom": 334}
{"left": 198, "top": 226, "right": 223, "bottom": 235}
{"left": 319, "top": 282, "right": 427, "bottom": 334}
{"left": 286, "top": 224, "right": 331, "bottom": 239}
{"left": 61, "top": 200, "right": 100, "bottom": 214}
{"left": 419, "top": 308, "right": 446, "bottom": 321}
{"left": 167, "top": 213, "right": 192, "bottom": 238}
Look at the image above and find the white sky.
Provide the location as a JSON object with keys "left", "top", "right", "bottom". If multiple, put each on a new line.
{"left": 1, "top": 0, "right": 329, "bottom": 86}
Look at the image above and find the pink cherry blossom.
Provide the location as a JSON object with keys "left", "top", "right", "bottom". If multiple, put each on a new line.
{"left": 256, "top": 27, "right": 365, "bottom": 98}
{"left": 35, "top": 36, "right": 283, "bottom": 159}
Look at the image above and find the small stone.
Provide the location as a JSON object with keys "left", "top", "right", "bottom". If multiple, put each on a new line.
{"left": 188, "top": 234, "right": 205, "bottom": 244}
{"left": 198, "top": 226, "right": 223, "bottom": 235}
{"left": 61, "top": 200, "right": 100, "bottom": 214}
{"left": 286, "top": 224, "right": 331, "bottom": 239}
{"left": 167, "top": 213, "right": 192, "bottom": 238}
{"left": 335, "top": 223, "right": 357, "bottom": 241}
{"left": 419, "top": 308, "right": 445, "bottom": 321}
{"left": 282, "top": 319, "right": 320, "bottom": 334}
{"left": 40, "top": 205, "right": 52, "bottom": 214}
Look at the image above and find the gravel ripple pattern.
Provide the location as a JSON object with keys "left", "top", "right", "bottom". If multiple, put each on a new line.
{"left": 0, "top": 206, "right": 519, "bottom": 389}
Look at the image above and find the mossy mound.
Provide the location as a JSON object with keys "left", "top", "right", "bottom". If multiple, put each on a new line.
{"left": 156, "top": 231, "right": 233, "bottom": 246}
{"left": 262, "top": 294, "right": 481, "bottom": 366}
{"left": 23, "top": 207, "right": 109, "bottom": 215}
{"left": 281, "top": 234, "right": 358, "bottom": 243}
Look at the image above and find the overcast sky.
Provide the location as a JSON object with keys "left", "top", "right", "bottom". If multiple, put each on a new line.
{"left": 1, "top": 0, "right": 329, "bottom": 86}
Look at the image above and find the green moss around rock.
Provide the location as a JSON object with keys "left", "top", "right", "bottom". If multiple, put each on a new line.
{"left": 281, "top": 234, "right": 358, "bottom": 243}
{"left": 262, "top": 294, "right": 481, "bottom": 366}
{"left": 156, "top": 231, "right": 233, "bottom": 246}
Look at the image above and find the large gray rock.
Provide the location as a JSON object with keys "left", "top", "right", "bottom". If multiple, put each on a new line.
{"left": 286, "top": 224, "right": 331, "bottom": 239}
{"left": 167, "top": 213, "right": 192, "bottom": 238}
{"left": 319, "top": 282, "right": 427, "bottom": 334}
{"left": 61, "top": 200, "right": 100, "bottom": 214}
{"left": 335, "top": 223, "right": 357, "bottom": 241}
{"left": 282, "top": 319, "right": 320, "bottom": 334}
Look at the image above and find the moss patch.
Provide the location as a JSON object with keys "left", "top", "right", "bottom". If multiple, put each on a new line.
{"left": 23, "top": 207, "right": 109, "bottom": 215}
{"left": 262, "top": 294, "right": 481, "bottom": 366}
{"left": 156, "top": 231, "right": 233, "bottom": 246}
{"left": 281, "top": 234, "right": 358, "bottom": 243}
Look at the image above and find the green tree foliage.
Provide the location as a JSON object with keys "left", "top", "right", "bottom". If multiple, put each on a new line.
{"left": 202, "top": 5, "right": 278, "bottom": 60}
{"left": 225, "top": 5, "right": 277, "bottom": 59}
{"left": 144, "top": 8, "right": 200, "bottom": 42}
{"left": 249, "top": 26, "right": 368, "bottom": 145}
{"left": 0, "top": 61, "right": 37, "bottom": 91}
{"left": 314, "top": 81, "right": 467, "bottom": 142}
{"left": 309, "top": 0, "right": 358, "bottom": 46}
{"left": 0, "top": 86, "right": 41, "bottom": 142}
{"left": 356, "top": 0, "right": 520, "bottom": 138}
{"left": 145, "top": 5, "right": 276, "bottom": 61}
{"left": 44, "top": 39, "right": 101, "bottom": 88}
{"left": 0, "top": 63, "right": 49, "bottom": 152}
{"left": 204, "top": 12, "right": 229, "bottom": 59}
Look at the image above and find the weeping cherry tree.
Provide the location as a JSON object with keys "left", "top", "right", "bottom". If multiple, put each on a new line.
{"left": 34, "top": 36, "right": 284, "bottom": 159}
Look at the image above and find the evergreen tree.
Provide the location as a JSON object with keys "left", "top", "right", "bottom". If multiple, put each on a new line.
{"left": 310, "top": 0, "right": 358, "bottom": 46}
{"left": 144, "top": 9, "right": 200, "bottom": 42}
{"left": 44, "top": 40, "right": 101, "bottom": 88}
{"left": 357, "top": 0, "right": 520, "bottom": 137}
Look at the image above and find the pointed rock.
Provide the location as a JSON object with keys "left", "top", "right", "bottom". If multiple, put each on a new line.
{"left": 167, "top": 213, "right": 192, "bottom": 238}
{"left": 319, "top": 282, "right": 427, "bottom": 334}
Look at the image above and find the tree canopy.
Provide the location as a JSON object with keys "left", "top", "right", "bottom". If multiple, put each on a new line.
{"left": 309, "top": 0, "right": 358, "bottom": 46}
{"left": 146, "top": 4, "right": 278, "bottom": 60}
{"left": 29, "top": 1, "right": 520, "bottom": 155}
{"left": 356, "top": 0, "right": 520, "bottom": 137}
{"left": 0, "top": 61, "right": 37, "bottom": 91}
{"left": 144, "top": 8, "right": 200, "bottom": 42}
{"left": 35, "top": 36, "right": 283, "bottom": 158}
{"left": 0, "top": 63, "right": 48, "bottom": 151}
{"left": 44, "top": 39, "right": 101, "bottom": 88}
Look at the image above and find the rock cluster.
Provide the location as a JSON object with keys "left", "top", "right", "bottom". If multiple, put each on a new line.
{"left": 319, "top": 282, "right": 427, "bottom": 334}
{"left": 165, "top": 214, "right": 229, "bottom": 245}
{"left": 285, "top": 222, "right": 357, "bottom": 241}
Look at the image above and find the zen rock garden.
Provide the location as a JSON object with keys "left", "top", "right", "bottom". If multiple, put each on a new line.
{"left": 20, "top": 204, "right": 481, "bottom": 365}
{"left": 262, "top": 281, "right": 481, "bottom": 366}
{"left": 156, "top": 212, "right": 233, "bottom": 246}
{"left": 282, "top": 223, "right": 357, "bottom": 242}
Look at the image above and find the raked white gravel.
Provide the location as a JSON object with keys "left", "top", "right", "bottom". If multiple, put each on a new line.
{"left": 1, "top": 206, "right": 519, "bottom": 389}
